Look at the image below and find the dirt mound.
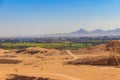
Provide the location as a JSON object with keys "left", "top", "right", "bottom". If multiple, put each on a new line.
{"left": 6, "top": 74, "right": 57, "bottom": 80}
{"left": 65, "top": 54, "right": 120, "bottom": 66}
{"left": 0, "top": 58, "right": 22, "bottom": 64}
{"left": 0, "top": 49, "right": 9, "bottom": 56}
{"left": 66, "top": 40, "right": 120, "bottom": 66}
{"left": 0, "top": 49, "right": 8, "bottom": 53}
{"left": 72, "top": 44, "right": 106, "bottom": 54}
{"left": 16, "top": 47, "right": 60, "bottom": 56}
{"left": 73, "top": 40, "right": 120, "bottom": 54}
{"left": 106, "top": 40, "right": 120, "bottom": 53}
{"left": 16, "top": 47, "right": 47, "bottom": 54}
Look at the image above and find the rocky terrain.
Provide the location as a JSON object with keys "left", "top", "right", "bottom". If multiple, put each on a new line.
{"left": 0, "top": 40, "right": 120, "bottom": 80}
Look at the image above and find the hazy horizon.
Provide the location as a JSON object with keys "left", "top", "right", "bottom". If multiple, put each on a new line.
{"left": 0, "top": 0, "right": 120, "bottom": 37}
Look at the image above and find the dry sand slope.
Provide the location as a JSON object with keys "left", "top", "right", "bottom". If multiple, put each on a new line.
{"left": 0, "top": 40, "right": 120, "bottom": 80}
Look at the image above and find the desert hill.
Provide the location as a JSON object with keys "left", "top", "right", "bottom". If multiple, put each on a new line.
{"left": 66, "top": 40, "right": 120, "bottom": 66}
{"left": 0, "top": 40, "right": 120, "bottom": 80}
{"left": 15, "top": 47, "right": 61, "bottom": 56}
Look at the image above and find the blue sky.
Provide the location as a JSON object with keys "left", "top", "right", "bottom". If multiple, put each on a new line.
{"left": 0, "top": 0, "right": 120, "bottom": 37}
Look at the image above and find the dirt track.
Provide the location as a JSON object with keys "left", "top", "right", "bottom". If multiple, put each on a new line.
{"left": 66, "top": 50, "right": 78, "bottom": 59}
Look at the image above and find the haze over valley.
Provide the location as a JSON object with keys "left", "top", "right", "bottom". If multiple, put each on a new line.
{"left": 41, "top": 28, "right": 120, "bottom": 37}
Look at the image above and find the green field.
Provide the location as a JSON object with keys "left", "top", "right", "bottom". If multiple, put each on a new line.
{"left": 0, "top": 43, "right": 93, "bottom": 50}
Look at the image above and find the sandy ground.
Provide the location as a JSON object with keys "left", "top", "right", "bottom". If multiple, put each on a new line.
{"left": 0, "top": 50, "right": 119, "bottom": 80}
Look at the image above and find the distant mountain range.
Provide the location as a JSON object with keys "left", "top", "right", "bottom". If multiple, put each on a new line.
{"left": 40, "top": 28, "right": 120, "bottom": 37}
